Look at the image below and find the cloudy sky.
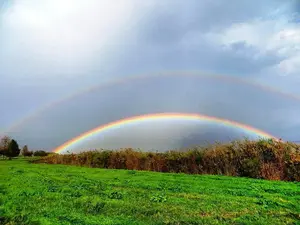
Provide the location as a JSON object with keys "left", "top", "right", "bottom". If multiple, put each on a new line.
{"left": 0, "top": 0, "right": 300, "bottom": 151}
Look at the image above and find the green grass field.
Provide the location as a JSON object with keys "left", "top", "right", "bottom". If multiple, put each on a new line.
{"left": 0, "top": 158, "right": 299, "bottom": 225}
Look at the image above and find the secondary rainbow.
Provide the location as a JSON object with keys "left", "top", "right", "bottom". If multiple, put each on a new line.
{"left": 53, "top": 112, "right": 279, "bottom": 153}
{"left": 5, "top": 70, "right": 300, "bottom": 134}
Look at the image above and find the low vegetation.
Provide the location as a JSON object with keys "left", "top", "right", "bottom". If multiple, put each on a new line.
{"left": 37, "top": 138, "right": 300, "bottom": 182}
{"left": 1, "top": 158, "right": 300, "bottom": 224}
{"left": 0, "top": 136, "right": 20, "bottom": 159}
{"left": 0, "top": 136, "right": 51, "bottom": 159}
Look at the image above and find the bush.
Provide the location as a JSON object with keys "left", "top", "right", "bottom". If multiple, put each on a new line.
{"left": 36, "top": 139, "right": 300, "bottom": 182}
{"left": 238, "top": 158, "right": 261, "bottom": 178}
{"left": 33, "top": 150, "right": 48, "bottom": 157}
{"left": 24, "top": 151, "right": 34, "bottom": 157}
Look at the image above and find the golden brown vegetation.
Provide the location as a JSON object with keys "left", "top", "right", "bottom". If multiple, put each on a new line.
{"left": 37, "top": 139, "right": 300, "bottom": 181}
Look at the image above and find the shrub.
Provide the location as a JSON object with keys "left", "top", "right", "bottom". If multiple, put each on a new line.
{"left": 33, "top": 150, "right": 48, "bottom": 157}
{"left": 24, "top": 151, "right": 34, "bottom": 157}
{"left": 238, "top": 158, "right": 261, "bottom": 178}
{"left": 37, "top": 139, "right": 300, "bottom": 182}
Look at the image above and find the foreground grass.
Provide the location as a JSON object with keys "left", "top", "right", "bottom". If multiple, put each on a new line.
{"left": 0, "top": 158, "right": 300, "bottom": 225}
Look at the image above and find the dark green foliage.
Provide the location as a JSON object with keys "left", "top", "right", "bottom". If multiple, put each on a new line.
{"left": 33, "top": 150, "right": 48, "bottom": 157}
{"left": 261, "top": 148, "right": 276, "bottom": 162}
{"left": 26, "top": 151, "right": 34, "bottom": 157}
{"left": 285, "top": 161, "right": 300, "bottom": 181}
{"left": 239, "top": 158, "right": 261, "bottom": 178}
{"left": 6, "top": 139, "right": 20, "bottom": 158}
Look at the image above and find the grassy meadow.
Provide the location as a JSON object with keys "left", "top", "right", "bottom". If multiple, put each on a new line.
{"left": 1, "top": 158, "right": 300, "bottom": 225}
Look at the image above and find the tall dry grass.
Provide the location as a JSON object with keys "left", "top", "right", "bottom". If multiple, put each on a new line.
{"left": 37, "top": 138, "right": 300, "bottom": 181}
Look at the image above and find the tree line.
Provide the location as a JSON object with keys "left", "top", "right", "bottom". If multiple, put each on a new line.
{"left": 0, "top": 136, "right": 49, "bottom": 159}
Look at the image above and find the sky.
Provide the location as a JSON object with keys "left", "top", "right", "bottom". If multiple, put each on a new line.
{"left": 0, "top": 0, "right": 300, "bottom": 151}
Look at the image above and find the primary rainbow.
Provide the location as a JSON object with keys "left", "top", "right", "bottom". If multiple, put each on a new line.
{"left": 53, "top": 112, "right": 278, "bottom": 153}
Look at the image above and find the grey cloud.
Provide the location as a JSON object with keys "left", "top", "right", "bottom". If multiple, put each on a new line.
{"left": 292, "top": 0, "right": 300, "bottom": 13}
{"left": 1, "top": 0, "right": 300, "bottom": 151}
{"left": 8, "top": 75, "right": 300, "bottom": 150}
{"left": 137, "top": 0, "right": 285, "bottom": 47}
{"left": 107, "top": 0, "right": 290, "bottom": 77}
{"left": 110, "top": 37, "right": 284, "bottom": 78}
{"left": 0, "top": 0, "right": 7, "bottom": 10}
{"left": 119, "top": 0, "right": 289, "bottom": 78}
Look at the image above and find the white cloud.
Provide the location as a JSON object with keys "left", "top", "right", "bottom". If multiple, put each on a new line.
{"left": 0, "top": 0, "right": 140, "bottom": 78}
{"left": 205, "top": 17, "right": 300, "bottom": 76}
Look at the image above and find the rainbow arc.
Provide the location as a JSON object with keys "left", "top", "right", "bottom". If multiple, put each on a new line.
{"left": 53, "top": 112, "right": 278, "bottom": 154}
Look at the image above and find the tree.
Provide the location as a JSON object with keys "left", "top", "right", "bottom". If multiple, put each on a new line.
{"left": 0, "top": 136, "right": 11, "bottom": 158}
{"left": 20, "top": 145, "right": 30, "bottom": 156}
{"left": 7, "top": 139, "right": 20, "bottom": 159}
